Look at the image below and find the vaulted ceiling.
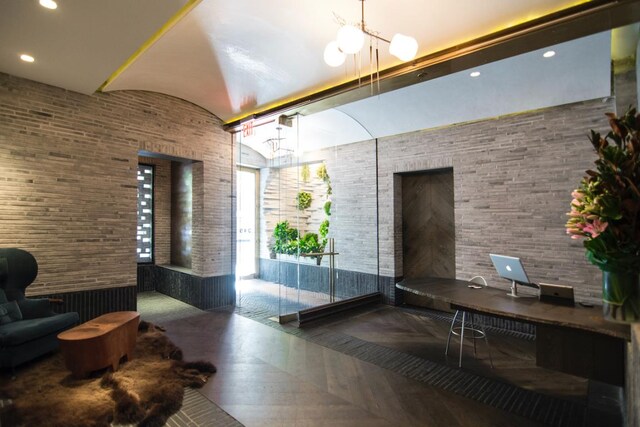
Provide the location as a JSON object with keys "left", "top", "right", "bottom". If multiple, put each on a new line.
{"left": 3, "top": 0, "right": 637, "bottom": 128}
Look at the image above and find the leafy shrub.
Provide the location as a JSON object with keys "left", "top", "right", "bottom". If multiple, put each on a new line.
{"left": 272, "top": 221, "right": 298, "bottom": 255}
{"left": 299, "top": 232, "right": 321, "bottom": 254}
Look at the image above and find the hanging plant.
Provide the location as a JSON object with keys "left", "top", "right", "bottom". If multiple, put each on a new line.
{"left": 316, "top": 163, "right": 329, "bottom": 182}
{"left": 300, "top": 164, "right": 310, "bottom": 183}
{"left": 296, "top": 191, "right": 312, "bottom": 210}
{"left": 324, "top": 200, "right": 332, "bottom": 216}
{"left": 319, "top": 219, "right": 330, "bottom": 247}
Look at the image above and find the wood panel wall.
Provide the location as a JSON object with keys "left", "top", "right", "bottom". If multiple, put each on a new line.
{"left": 401, "top": 170, "right": 455, "bottom": 280}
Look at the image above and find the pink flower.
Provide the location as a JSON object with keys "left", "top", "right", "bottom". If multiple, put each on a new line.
{"left": 571, "top": 190, "right": 584, "bottom": 200}
{"left": 583, "top": 218, "right": 608, "bottom": 238}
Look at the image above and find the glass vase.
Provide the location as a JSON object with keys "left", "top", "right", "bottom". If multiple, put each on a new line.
{"left": 602, "top": 270, "right": 640, "bottom": 323}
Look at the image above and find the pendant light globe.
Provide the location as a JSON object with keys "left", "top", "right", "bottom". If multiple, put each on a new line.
{"left": 389, "top": 33, "right": 418, "bottom": 61}
{"left": 336, "top": 25, "right": 365, "bottom": 55}
{"left": 324, "top": 41, "right": 346, "bottom": 67}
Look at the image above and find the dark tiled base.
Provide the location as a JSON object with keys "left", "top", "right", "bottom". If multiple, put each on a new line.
{"left": 137, "top": 264, "right": 156, "bottom": 292}
{"left": 40, "top": 286, "right": 137, "bottom": 323}
{"left": 142, "top": 265, "right": 235, "bottom": 310}
{"left": 380, "top": 276, "right": 403, "bottom": 305}
{"left": 258, "top": 258, "right": 388, "bottom": 300}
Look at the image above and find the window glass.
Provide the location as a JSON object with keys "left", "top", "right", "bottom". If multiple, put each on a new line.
{"left": 137, "top": 164, "right": 154, "bottom": 263}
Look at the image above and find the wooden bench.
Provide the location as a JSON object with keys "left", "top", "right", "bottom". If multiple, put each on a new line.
{"left": 57, "top": 311, "right": 140, "bottom": 378}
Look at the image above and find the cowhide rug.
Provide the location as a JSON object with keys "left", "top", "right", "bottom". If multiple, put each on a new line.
{"left": 0, "top": 321, "right": 216, "bottom": 427}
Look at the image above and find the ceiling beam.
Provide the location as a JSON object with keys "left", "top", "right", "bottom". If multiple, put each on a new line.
{"left": 224, "top": 0, "right": 640, "bottom": 131}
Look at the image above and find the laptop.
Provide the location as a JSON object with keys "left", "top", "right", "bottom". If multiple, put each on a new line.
{"left": 489, "top": 254, "right": 538, "bottom": 288}
{"left": 539, "top": 283, "right": 575, "bottom": 306}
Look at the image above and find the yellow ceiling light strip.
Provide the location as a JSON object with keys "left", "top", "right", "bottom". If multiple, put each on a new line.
{"left": 99, "top": 0, "right": 202, "bottom": 92}
{"left": 224, "top": 81, "right": 354, "bottom": 125}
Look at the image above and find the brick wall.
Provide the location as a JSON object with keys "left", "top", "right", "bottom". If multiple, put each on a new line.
{"left": 378, "top": 98, "right": 616, "bottom": 302}
{"left": 0, "top": 73, "right": 232, "bottom": 297}
{"left": 255, "top": 98, "right": 612, "bottom": 303}
{"left": 327, "top": 140, "right": 378, "bottom": 275}
{"left": 255, "top": 97, "right": 613, "bottom": 303}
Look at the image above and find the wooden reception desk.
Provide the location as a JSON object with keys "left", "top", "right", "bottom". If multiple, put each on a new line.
{"left": 396, "top": 277, "right": 630, "bottom": 385}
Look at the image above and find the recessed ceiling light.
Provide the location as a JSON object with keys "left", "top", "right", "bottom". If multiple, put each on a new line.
{"left": 470, "top": 71, "right": 481, "bottom": 78}
{"left": 39, "top": 0, "right": 58, "bottom": 9}
{"left": 543, "top": 50, "right": 556, "bottom": 58}
{"left": 20, "top": 54, "right": 35, "bottom": 63}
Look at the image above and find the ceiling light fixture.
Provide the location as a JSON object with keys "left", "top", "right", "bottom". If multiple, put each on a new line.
{"left": 20, "top": 54, "right": 35, "bottom": 63}
{"left": 39, "top": 0, "right": 58, "bottom": 10}
{"left": 470, "top": 71, "right": 481, "bottom": 77}
{"left": 324, "top": 0, "right": 419, "bottom": 91}
{"left": 543, "top": 50, "right": 556, "bottom": 58}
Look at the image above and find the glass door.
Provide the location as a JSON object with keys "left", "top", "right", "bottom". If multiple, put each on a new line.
{"left": 236, "top": 168, "right": 257, "bottom": 279}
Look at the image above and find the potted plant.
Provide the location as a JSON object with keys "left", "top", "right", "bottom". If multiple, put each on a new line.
{"left": 565, "top": 107, "right": 640, "bottom": 323}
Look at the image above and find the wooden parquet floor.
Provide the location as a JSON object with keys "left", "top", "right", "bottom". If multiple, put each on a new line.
{"left": 321, "top": 305, "right": 588, "bottom": 401}
{"left": 140, "top": 293, "right": 555, "bottom": 427}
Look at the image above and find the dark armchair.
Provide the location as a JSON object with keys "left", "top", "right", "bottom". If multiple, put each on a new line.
{"left": 0, "top": 248, "right": 79, "bottom": 370}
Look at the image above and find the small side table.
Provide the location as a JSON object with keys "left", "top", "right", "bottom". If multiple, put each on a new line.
{"left": 57, "top": 311, "right": 140, "bottom": 378}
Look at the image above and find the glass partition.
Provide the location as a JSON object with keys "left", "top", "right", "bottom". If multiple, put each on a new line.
{"left": 236, "top": 111, "right": 379, "bottom": 319}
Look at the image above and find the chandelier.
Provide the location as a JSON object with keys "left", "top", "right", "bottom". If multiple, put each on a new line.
{"left": 324, "top": 0, "right": 419, "bottom": 68}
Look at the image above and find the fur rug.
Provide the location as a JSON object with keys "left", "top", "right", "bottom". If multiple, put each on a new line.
{"left": 0, "top": 321, "right": 216, "bottom": 427}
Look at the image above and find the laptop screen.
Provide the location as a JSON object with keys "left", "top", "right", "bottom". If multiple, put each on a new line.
{"left": 489, "top": 254, "right": 538, "bottom": 288}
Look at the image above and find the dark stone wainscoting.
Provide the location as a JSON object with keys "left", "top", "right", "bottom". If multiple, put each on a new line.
{"left": 380, "top": 275, "right": 403, "bottom": 305}
{"left": 137, "top": 264, "right": 156, "bottom": 292}
{"left": 137, "top": 265, "right": 235, "bottom": 310}
{"left": 39, "top": 286, "right": 137, "bottom": 323}
{"left": 259, "top": 258, "right": 393, "bottom": 301}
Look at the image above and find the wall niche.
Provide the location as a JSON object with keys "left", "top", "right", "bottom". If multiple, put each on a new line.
{"left": 138, "top": 153, "right": 198, "bottom": 271}
{"left": 171, "top": 161, "right": 192, "bottom": 268}
{"left": 401, "top": 168, "right": 455, "bottom": 280}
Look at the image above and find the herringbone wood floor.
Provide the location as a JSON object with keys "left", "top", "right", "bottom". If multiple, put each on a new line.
{"left": 140, "top": 293, "right": 572, "bottom": 427}
{"left": 321, "top": 304, "right": 588, "bottom": 401}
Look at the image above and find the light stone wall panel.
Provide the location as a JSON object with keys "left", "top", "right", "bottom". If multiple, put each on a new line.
{"left": 0, "top": 73, "right": 231, "bottom": 295}
{"left": 378, "top": 98, "right": 616, "bottom": 302}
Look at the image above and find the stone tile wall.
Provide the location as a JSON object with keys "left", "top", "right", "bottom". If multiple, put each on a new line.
{"left": 252, "top": 99, "right": 618, "bottom": 304}
{"left": 0, "top": 73, "right": 232, "bottom": 301}
{"left": 378, "top": 98, "right": 617, "bottom": 302}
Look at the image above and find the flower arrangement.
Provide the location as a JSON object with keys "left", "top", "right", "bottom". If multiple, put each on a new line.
{"left": 565, "top": 107, "right": 640, "bottom": 271}
{"left": 565, "top": 107, "right": 640, "bottom": 322}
